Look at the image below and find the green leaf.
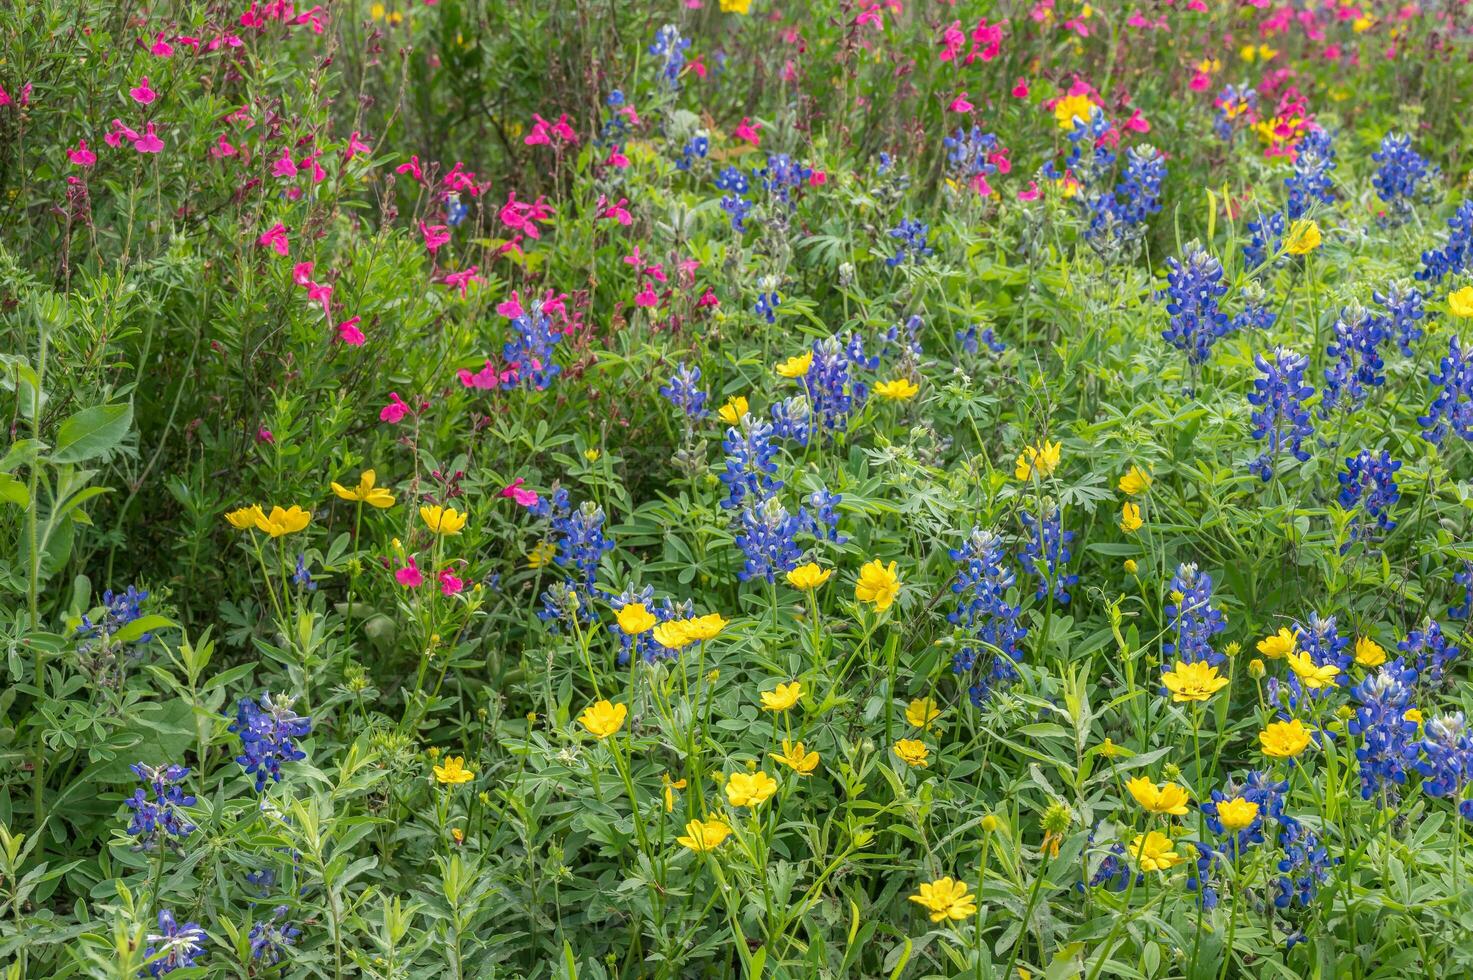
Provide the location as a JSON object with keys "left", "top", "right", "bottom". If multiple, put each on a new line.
{"left": 0, "top": 473, "right": 29, "bottom": 508}
{"left": 111, "top": 614, "right": 175, "bottom": 645}
{"left": 50, "top": 403, "right": 133, "bottom": 464}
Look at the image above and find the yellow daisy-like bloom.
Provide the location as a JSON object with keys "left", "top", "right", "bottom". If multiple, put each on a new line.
{"left": 1260, "top": 718, "right": 1313, "bottom": 758}
{"left": 718, "top": 0, "right": 752, "bottom": 13}
{"left": 1124, "top": 558, "right": 1138, "bottom": 574}
{"left": 1119, "top": 465, "right": 1152, "bottom": 495}
{"left": 718, "top": 395, "right": 750, "bottom": 425}
{"left": 255, "top": 505, "right": 312, "bottom": 538}
{"left": 1256, "top": 627, "right": 1296, "bottom": 660}
{"left": 1119, "top": 501, "right": 1143, "bottom": 533}
{"left": 854, "top": 559, "right": 901, "bottom": 611}
{"left": 874, "top": 378, "right": 920, "bottom": 401}
{"left": 775, "top": 351, "right": 813, "bottom": 378}
{"left": 1215, "top": 797, "right": 1260, "bottom": 832}
{"left": 785, "top": 562, "right": 833, "bottom": 590}
{"left": 652, "top": 620, "right": 693, "bottom": 650}
{"left": 1284, "top": 219, "right": 1322, "bottom": 256}
{"left": 420, "top": 504, "right": 468, "bottom": 536}
{"left": 226, "top": 504, "right": 265, "bottom": 530}
{"left": 1130, "top": 831, "right": 1183, "bottom": 873}
{"left": 1286, "top": 650, "right": 1340, "bottom": 689}
{"left": 761, "top": 681, "right": 803, "bottom": 712}
{"left": 1125, "top": 776, "right": 1191, "bottom": 816}
{"left": 1160, "top": 660, "right": 1229, "bottom": 702}
{"left": 1449, "top": 286, "right": 1473, "bottom": 319}
{"left": 908, "top": 877, "right": 977, "bottom": 922}
{"left": 682, "top": 613, "right": 729, "bottom": 642}
{"left": 616, "top": 603, "right": 657, "bottom": 635}
{"left": 906, "top": 697, "right": 942, "bottom": 730}
{"left": 331, "top": 470, "right": 396, "bottom": 508}
{"left": 769, "top": 739, "right": 820, "bottom": 775}
{"left": 433, "top": 756, "right": 475, "bottom": 785}
{"left": 1053, "top": 93, "right": 1094, "bottom": 131}
{"left": 1404, "top": 708, "right": 1424, "bottom": 725}
{"left": 578, "top": 700, "right": 627, "bottom": 739}
{"left": 894, "top": 739, "right": 929, "bottom": 768}
{"left": 1354, "top": 636, "right": 1387, "bottom": 667}
{"left": 725, "top": 770, "right": 778, "bottom": 807}
{"left": 1015, "top": 440, "right": 1062, "bottom": 480}
{"left": 677, "top": 817, "right": 732, "bottom": 852}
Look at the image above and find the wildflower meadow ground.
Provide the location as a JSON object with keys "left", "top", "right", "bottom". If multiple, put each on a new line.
{"left": 6, "top": 0, "right": 1473, "bottom": 977}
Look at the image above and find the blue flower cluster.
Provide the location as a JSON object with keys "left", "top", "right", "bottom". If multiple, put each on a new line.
{"left": 1274, "top": 818, "right": 1335, "bottom": 910}
{"left": 676, "top": 133, "right": 709, "bottom": 172}
{"left": 535, "top": 491, "right": 617, "bottom": 624}
{"left": 230, "top": 693, "right": 312, "bottom": 792}
{"left": 1419, "top": 336, "right": 1473, "bottom": 445}
{"left": 942, "top": 125, "right": 1003, "bottom": 191}
{"left": 1348, "top": 666, "right": 1420, "bottom": 802}
{"left": 1337, "top": 449, "right": 1401, "bottom": 547}
{"left": 1453, "top": 562, "right": 1473, "bottom": 621}
{"left": 735, "top": 495, "right": 806, "bottom": 582}
{"left": 659, "top": 362, "right": 709, "bottom": 420}
{"left": 1084, "top": 144, "right": 1166, "bottom": 247}
{"left": 885, "top": 218, "right": 933, "bottom": 266}
{"left": 1163, "top": 562, "right": 1227, "bottom": 665}
{"left": 715, "top": 165, "right": 753, "bottom": 233}
{"left": 1371, "top": 132, "right": 1438, "bottom": 225}
{"left": 1293, "top": 612, "right": 1352, "bottom": 676}
{"left": 126, "top": 762, "right": 196, "bottom": 851}
{"left": 648, "top": 24, "right": 690, "bottom": 89}
{"left": 145, "top": 909, "right": 207, "bottom": 976}
{"left": 1248, "top": 347, "right": 1314, "bottom": 482}
{"left": 1160, "top": 244, "right": 1229, "bottom": 366}
{"left": 719, "top": 416, "right": 782, "bottom": 510}
{"left": 502, "top": 300, "right": 563, "bottom": 391}
{"left": 956, "top": 323, "right": 1006, "bottom": 356}
{"left": 1418, "top": 200, "right": 1473, "bottom": 283}
{"left": 77, "top": 585, "right": 153, "bottom": 649}
{"left": 1374, "top": 280, "right": 1425, "bottom": 356}
{"left": 248, "top": 905, "right": 301, "bottom": 966}
{"left": 1401, "top": 619, "right": 1461, "bottom": 689}
{"left": 1019, "top": 503, "right": 1077, "bottom": 604}
{"left": 948, "top": 526, "right": 1028, "bottom": 705}
{"left": 1284, "top": 127, "right": 1337, "bottom": 219}
{"left": 802, "top": 334, "right": 875, "bottom": 436}
{"left": 1415, "top": 712, "right": 1473, "bottom": 821}
{"left": 1319, "top": 302, "right": 1388, "bottom": 421}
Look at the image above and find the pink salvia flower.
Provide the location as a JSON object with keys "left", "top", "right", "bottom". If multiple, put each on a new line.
{"left": 345, "top": 130, "right": 372, "bottom": 159}
{"left": 732, "top": 117, "right": 762, "bottom": 146}
{"left": 129, "top": 77, "right": 157, "bottom": 105}
{"left": 67, "top": 140, "right": 97, "bottom": 167}
{"left": 396, "top": 557, "right": 424, "bottom": 588}
{"left": 272, "top": 150, "right": 299, "bottom": 179}
{"left": 420, "top": 221, "right": 450, "bottom": 254}
{"left": 211, "top": 134, "right": 237, "bottom": 158}
{"left": 257, "top": 223, "right": 290, "bottom": 255}
{"left": 336, "top": 316, "right": 365, "bottom": 346}
{"left": 441, "top": 267, "right": 483, "bottom": 298}
{"left": 380, "top": 392, "right": 411, "bottom": 423}
{"left": 948, "top": 92, "right": 974, "bottom": 113}
{"left": 395, "top": 155, "right": 423, "bottom": 182}
{"left": 438, "top": 569, "right": 465, "bottom": 596}
{"left": 133, "top": 122, "right": 164, "bottom": 154}
{"left": 500, "top": 479, "right": 539, "bottom": 508}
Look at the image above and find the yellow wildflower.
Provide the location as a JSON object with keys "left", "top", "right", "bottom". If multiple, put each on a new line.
{"left": 894, "top": 739, "right": 929, "bottom": 768}
{"left": 1160, "top": 660, "right": 1229, "bottom": 702}
{"left": 1215, "top": 797, "right": 1259, "bottom": 832}
{"left": 785, "top": 562, "right": 833, "bottom": 590}
{"left": 1119, "top": 501, "right": 1143, "bottom": 533}
{"left": 1287, "top": 650, "right": 1340, "bottom": 689}
{"left": 725, "top": 771, "right": 778, "bottom": 807}
{"left": 331, "top": 470, "right": 396, "bottom": 508}
{"left": 226, "top": 505, "right": 265, "bottom": 530}
{"left": 1260, "top": 718, "right": 1313, "bottom": 758}
{"left": 255, "top": 505, "right": 312, "bottom": 538}
{"left": 616, "top": 603, "right": 657, "bottom": 635}
{"left": 677, "top": 817, "right": 732, "bottom": 851}
{"left": 769, "top": 739, "right": 820, "bottom": 775}
{"left": 1119, "top": 465, "right": 1152, "bottom": 495}
{"left": 854, "top": 559, "right": 901, "bottom": 611}
{"left": 775, "top": 351, "right": 813, "bottom": 378}
{"left": 1354, "top": 636, "right": 1387, "bottom": 667}
{"left": 761, "top": 681, "right": 803, "bottom": 712}
{"left": 909, "top": 877, "right": 977, "bottom": 922}
{"left": 1256, "top": 628, "right": 1296, "bottom": 659}
{"left": 1015, "top": 440, "right": 1062, "bottom": 480}
{"left": 433, "top": 756, "right": 475, "bottom": 785}
{"left": 419, "top": 504, "right": 468, "bottom": 536}
{"left": 905, "top": 697, "right": 942, "bottom": 730}
{"left": 718, "top": 395, "right": 750, "bottom": 424}
{"left": 1125, "top": 776, "right": 1191, "bottom": 816}
{"left": 1449, "top": 286, "right": 1473, "bottom": 319}
{"left": 1284, "top": 219, "right": 1322, "bottom": 255}
{"left": 578, "top": 700, "right": 627, "bottom": 739}
{"left": 874, "top": 378, "right": 920, "bottom": 401}
{"left": 1130, "top": 831, "right": 1182, "bottom": 873}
